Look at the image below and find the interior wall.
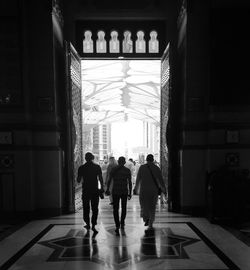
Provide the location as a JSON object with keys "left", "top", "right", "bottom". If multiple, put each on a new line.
{"left": 29, "top": 0, "right": 65, "bottom": 215}
{"left": 0, "top": 0, "right": 35, "bottom": 213}
{"left": 0, "top": 0, "right": 65, "bottom": 215}
{"left": 208, "top": 1, "right": 250, "bottom": 200}
{"left": 179, "top": 0, "right": 250, "bottom": 215}
{"left": 179, "top": 0, "right": 210, "bottom": 214}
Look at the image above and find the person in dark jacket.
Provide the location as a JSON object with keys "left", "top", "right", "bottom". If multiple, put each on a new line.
{"left": 106, "top": 156, "right": 132, "bottom": 234}
{"left": 77, "top": 152, "right": 104, "bottom": 233}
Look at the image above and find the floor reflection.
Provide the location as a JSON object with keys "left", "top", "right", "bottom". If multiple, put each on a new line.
{"left": 1, "top": 198, "right": 244, "bottom": 270}
{"left": 61, "top": 230, "right": 99, "bottom": 259}
{"left": 39, "top": 225, "right": 200, "bottom": 267}
{"left": 139, "top": 227, "right": 199, "bottom": 260}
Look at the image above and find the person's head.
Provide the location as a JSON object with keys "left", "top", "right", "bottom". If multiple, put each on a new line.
{"left": 85, "top": 152, "right": 94, "bottom": 162}
{"left": 118, "top": 156, "right": 126, "bottom": 166}
{"left": 146, "top": 154, "right": 154, "bottom": 163}
{"left": 108, "top": 156, "right": 117, "bottom": 165}
{"left": 129, "top": 158, "right": 133, "bottom": 163}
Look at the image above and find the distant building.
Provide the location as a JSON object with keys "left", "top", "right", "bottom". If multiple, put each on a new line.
{"left": 92, "top": 124, "right": 111, "bottom": 162}
{"left": 142, "top": 121, "right": 160, "bottom": 162}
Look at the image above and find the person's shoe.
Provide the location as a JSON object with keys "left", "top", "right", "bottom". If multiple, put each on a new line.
{"left": 144, "top": 219, "right": 149, "bottom": 226}
{"left": 84, "top": 224, "right": 90, "bottom": 230}
{"left": 121, "top": 224, "right": 125, "bottom": 230}
{"left": 92, "top": 226, "right": 98, "bottom": 234}
{"left": 145, "top": 227, "right": 155, "bottom": 236}
{"left": 147, "top": 225, "right": 154, "bottom": 231}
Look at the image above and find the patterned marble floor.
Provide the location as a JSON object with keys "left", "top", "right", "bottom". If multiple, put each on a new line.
{"left": 0, "top": 197, "right": 250, "bottom": 270}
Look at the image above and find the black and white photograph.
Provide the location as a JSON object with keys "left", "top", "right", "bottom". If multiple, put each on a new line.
{"left": 0, "top": 0, "right": 250, "bottom": 269}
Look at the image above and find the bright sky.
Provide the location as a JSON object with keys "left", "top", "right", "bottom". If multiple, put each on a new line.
{"left": 111, "top": 119, "right": 143, "bottom": 160}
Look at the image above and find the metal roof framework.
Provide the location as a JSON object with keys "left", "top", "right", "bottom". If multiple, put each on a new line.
{"left": 81, "top": 60, "right": 161, "bottom": 129}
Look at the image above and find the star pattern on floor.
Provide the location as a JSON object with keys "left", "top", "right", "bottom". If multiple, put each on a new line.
{"left": 38, "top": 225, "right": 200, "bottom": 267}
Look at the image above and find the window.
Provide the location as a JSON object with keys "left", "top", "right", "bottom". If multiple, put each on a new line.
{"left": 96, "top": 31, "right": 107, "bottom": 53}
{"left": 122, "top": 31, "right": 133, "bottom": 53}
{"left": 149, "top": 30, "right": 159, "bottom": 53}
{"left": 136, "top": 31, "right": 146, "bottom": 53}
{"left": 83, "top": 30, "right": 93, "bottom": 53}
{"left": 109, "top": 30, "right": 120, "bottom": 53}
{"left": 82, "top": 29, "right": 159, "bottom": 54}
{"left": 103, "top": 144, "right": 107, "bottom": 149}
{"left": 76, "top": 20, "right": 167, "bottom": 57}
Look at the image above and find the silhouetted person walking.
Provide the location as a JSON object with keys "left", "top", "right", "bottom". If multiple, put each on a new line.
{"left": 106, "top": 156, "right": 132, "bottom": 234}
{"left": 125, "top": 158, "right": 135, "bottom": 186}
{"left": 133, "top": 154, "right": 166, "bottom": 230}
{"left": 77, "top": 152, "right": 104, "bottom": 233}
{"left": 105, "top": 156, "right": 118, "bottom": 205}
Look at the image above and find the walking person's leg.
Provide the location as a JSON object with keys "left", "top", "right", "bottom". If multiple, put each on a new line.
{"left": 82, "top": 195, "right": 90, "bottom": 229}
{"left": 112, "top": 194, "right": 120, "bottom": 233}
{"left": 109, "top": 194, "right": 113, "bottom": 205}
{"left": 148, "top": 194, "right": 158, "bottom": 229}
{"left": 139, "top": 194, "right": 149, "bottom": 225}
{"left": 120, "top": 194, "right": 128, "bottom": 229}
{"left": 90, "top": 193, "right": 99, "bottom": 232}
{"left": 109, "top": 180, "right": 113, "bottom": 205}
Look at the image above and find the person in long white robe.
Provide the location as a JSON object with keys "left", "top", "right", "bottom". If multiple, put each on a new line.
{"left": 134, "top": 154, "right": 166, "bottom": 229}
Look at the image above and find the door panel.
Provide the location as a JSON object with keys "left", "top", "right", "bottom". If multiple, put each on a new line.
{"left": 160, "top": 43, "right": 170, "bottom": 205}
{"left": 65, "top": 42, "right": 83, "bottom": 212}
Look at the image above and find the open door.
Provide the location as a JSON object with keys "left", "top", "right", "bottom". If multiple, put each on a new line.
{"left": 65, "top": 42, "right": 83, "bottom": 213}
{"left": 160, "top": 43, "right": 170, "bottom": 207}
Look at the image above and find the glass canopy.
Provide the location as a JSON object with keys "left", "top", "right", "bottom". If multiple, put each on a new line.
{"left": 81, "top": 60, "right": 161, "bottom": 127}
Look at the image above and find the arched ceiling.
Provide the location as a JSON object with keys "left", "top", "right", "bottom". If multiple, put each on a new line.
{"left": 81, "top": 60, "right": 161, "bottom": 127}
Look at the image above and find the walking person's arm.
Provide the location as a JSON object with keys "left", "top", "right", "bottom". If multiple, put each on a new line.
{"left": 105, "top": 169, "right": 113, "bottom": 195}
{"left": 105, "top": 165, "right": 111, "bottom": 188}
{"left": 157, "top": 167, "right": 167, "bottom": 194}
{"left": 133, "top": 166, "right": 141, "bottom": 195}
{"left": 77, "top": 167, "right": 82, "bottom": 183}
{"left": 128, "top": 171, "right": 132, "bottom": 199}
{"left": 98, "top": 166, "right": 104, "bottom": 192}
